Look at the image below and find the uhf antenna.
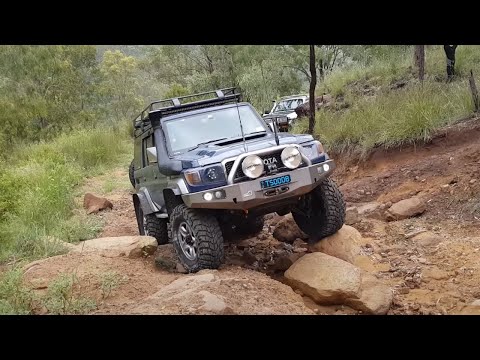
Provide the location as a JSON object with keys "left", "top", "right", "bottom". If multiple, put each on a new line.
{"left": 234, "top": 89, "right": 248, "bottom": 153}
{"left": 273, "top": 118, "right": 280, "bottom": 146}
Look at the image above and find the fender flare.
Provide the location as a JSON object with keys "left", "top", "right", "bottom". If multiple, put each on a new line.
{"left": 133, "top": 188, "right": 165, "bottom": 216}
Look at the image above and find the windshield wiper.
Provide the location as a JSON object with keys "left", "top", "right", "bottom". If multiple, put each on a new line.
{"left": 186, "top": 137, "right": 228, "bottom": 152}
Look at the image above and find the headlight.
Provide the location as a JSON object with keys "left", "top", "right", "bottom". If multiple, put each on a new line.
{"left": 242, "top": 155, "right": 264, "bottom": 179}
{"left": 281, "top": 146, "right": 302, "bottom": 169}
{"left": 184, "top": 165, "right": 226, "bottom": 186}
{"left": 301, "top": 141, "right": 324, "bottom": 160}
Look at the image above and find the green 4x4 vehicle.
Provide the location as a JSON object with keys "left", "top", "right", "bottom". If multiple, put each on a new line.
{"left": 129, "top": 88, "right": 345, "bottom": 273}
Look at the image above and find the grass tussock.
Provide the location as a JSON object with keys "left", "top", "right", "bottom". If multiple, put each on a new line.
{"left": 0, "top": 269, "right": 98, "bottom": 315}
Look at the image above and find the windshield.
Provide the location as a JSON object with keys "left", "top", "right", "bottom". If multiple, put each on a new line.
{"left": 163, "top": 105, "right": 267, "bottom": 154}
{"left": 273, "top": 98, "right": 304, "bottom": 112}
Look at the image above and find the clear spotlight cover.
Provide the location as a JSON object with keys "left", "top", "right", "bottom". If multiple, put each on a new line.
{"left": 281, "top": 146, "right": 302, "bottom": 169}
{"left": 242, "top": 155, "right": 264, "bottom": 178}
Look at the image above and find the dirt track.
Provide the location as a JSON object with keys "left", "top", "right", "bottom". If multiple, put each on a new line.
{"left": 22, "top": 117, "right": 480, "bottom": 314}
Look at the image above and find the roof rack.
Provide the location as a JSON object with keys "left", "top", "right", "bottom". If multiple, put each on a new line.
{"left": 133, "top": 87, "right": 242, "bottom": 129}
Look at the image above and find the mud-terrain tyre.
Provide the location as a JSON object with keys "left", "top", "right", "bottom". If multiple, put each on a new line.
{"left": 128, "top": 160, "right": 135, "bottom": 188}
{"left": 292, "top": 178, "right": 345, "bottom": 243}
{"left": 145, "top": 214, "right": 169, "bottom": 245}
{"left": 234, "top": 216, "right": 265, "bottom": 235}
{"left": 171, "top": 204, "right": 224, "bottom": 273}
{"left": 140, "top": 210, "right": 169, "bottom": 245}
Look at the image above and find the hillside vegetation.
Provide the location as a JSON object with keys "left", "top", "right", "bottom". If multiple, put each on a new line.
{"left": 0, "top": 45, "right": 479, "bottom": 265}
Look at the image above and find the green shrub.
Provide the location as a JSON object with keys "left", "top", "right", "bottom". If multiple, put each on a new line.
{"left": 0, "top": 127, "right": 130, "bottom": 263}
{"left": 42, "top": 273, "right": 96, "bottom": 315}
{"left": 0, "top": 268, "right": 35, "bottom": 315}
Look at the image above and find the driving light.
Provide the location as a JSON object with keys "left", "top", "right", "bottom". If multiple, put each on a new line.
{"left": 242, "top": 155, "right": 264, "bottom": 179}
{"left": 323, "top": 163, "right": 330, "bottom": 172}
{"left": 203, "top": 192, "right": 213, "bottom": 201}
{"left": 215, "top": 191, "right": 225, "bottom": 199}
{"left": 281, "top": 146, "right": 302, "bottom": 169}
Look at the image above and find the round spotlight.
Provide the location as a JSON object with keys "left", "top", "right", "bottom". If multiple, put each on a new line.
{"left": 281, "top": 146, "right": 302, "bottom": 169}
{"left": 323, "top": 163, "right": 330, "bottom": 172}
{"left": 215, "top": 191, "right": 223, "bottom": 199}
{"left": 242, "top": 155, "right": 264, "bottom": 179}
{"left": 203, "top": 192, "right": 213, "bottom": 201}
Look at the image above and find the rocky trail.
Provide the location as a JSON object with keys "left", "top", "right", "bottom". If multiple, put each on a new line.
{"left": 20, "top": 117, "right": 480, "bottom": 315}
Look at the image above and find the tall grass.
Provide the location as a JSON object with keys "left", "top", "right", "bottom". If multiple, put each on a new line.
{"left": 293, "top": 82, "right": 474, "bottom": 156}
{"left": 0, "top": 267, "right": 35, "bottom": 314}
{"left": 292, "top": 46, "right": 480, "bottom": 157}
{"left": 0, "top": 126, "right": 131, "bottom": 263}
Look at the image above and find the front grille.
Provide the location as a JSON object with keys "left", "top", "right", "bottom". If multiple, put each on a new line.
{"left": 225, "top": 161, "right": 234, "bottom": 176}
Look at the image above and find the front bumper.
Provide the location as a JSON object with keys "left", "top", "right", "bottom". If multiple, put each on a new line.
{"left": 181, "top": 159, "right": 335, "bottom": 210}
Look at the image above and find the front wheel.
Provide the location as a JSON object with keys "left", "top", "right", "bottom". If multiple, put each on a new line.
{"left": 292, "top": 178, "right": 345, "bottom": 243}
{"left": 170, "top": 204, "right": 224, "bottom": 273}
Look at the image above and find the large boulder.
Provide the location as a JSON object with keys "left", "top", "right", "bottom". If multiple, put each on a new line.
{"left": 284, "top": 252, "right": 393, "bottom": 314}
{"left": 83, "top": 193, "right": 113, "bottom": 214}
{"left": 131, "top": 269, "right": 313, "bottom": 315}
{"left": 284, "top": 252, "right": 362, "bottom": 304}
{"left": 386, "top": 197, "right": 426, "bottom": 221}
{"left": 272, "top": 214, "right": 309, "bottom": 243}
{"left": 345, "top": 274, "right": 393, "bottom": 315}
{"left": 72, "top": 236, "right": 157, "bottom": 258}
{"left": 308, "top": 225, "right": 363, "bottom": 264}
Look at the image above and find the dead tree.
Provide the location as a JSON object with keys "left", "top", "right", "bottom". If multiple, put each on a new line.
{"left": 308, "top": 45, "right": 317, "bottom": 135}
{"left": 444, "top": 45, "right": 458, "bottom": 82}
{"left": 414, "top": 45, "right": 425, "bottom": 82}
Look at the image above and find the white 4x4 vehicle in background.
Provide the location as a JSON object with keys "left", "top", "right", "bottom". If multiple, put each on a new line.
{"left": 262, "top": 95, "right": 308, "bottom": 132}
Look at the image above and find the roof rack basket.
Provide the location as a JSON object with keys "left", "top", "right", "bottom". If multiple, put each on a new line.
{"left": 133, "top": 87, "right": 242, "bottom": 129}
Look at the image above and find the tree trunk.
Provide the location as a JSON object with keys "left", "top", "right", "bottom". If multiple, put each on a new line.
{"left": 319, "top": 58, "right": 324, "bottom": 80}
{"left": 414, "top": 45, "right": 425, "bottom": 82}
{"left": 469, "top": 70, "right": 479, "bottom": 112}
{"left": 444, "top": 45, "right": 458, "bottom": 82}
{"left": 308, "top": 45, "right": 317, "bottom": 135}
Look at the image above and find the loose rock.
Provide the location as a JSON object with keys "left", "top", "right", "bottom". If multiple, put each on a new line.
{"left": 386, "top": 197, "right": 426, "bottom": 221}
{"left": 83, "top": 193, "right": 113, "bottom": 214}
{"left": 345, "top": 206, "right": 360, "bottom": 225}
{"left": 273, "top": 214, "right": 309, "bottom": 243}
